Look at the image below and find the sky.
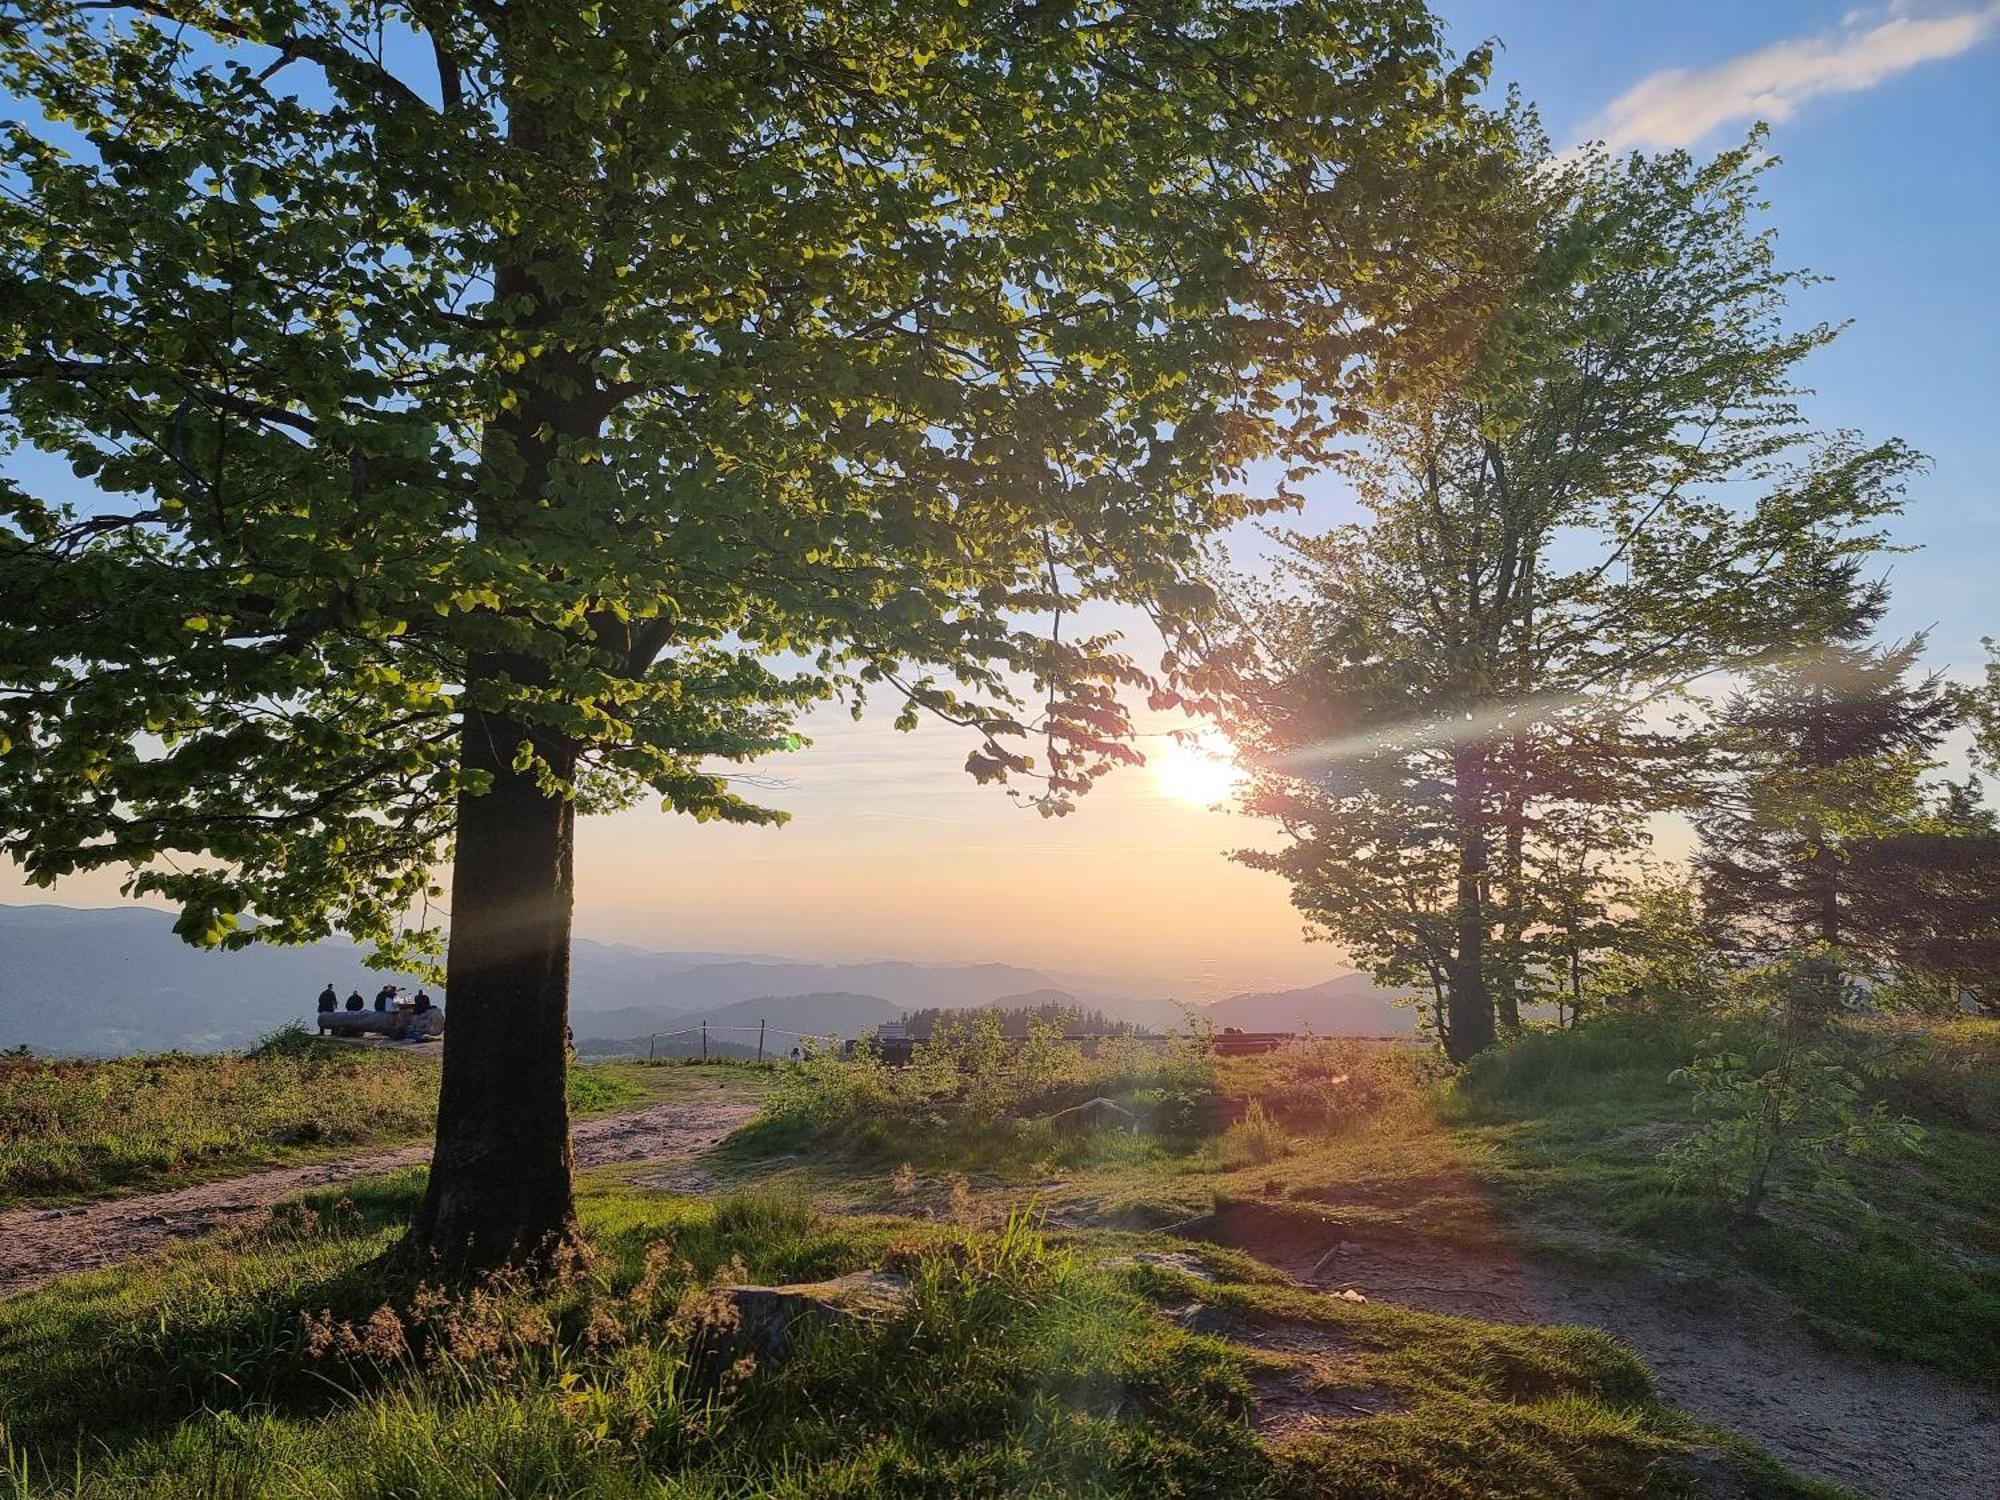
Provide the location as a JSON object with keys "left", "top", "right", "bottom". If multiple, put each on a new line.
{"left": 5, "top": 2, "right": 1997, "bottom": 998}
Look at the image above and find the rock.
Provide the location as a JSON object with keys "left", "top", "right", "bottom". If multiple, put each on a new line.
{"left": 726, "top": 1271, "right": 911, "bottom": 1359}
{"left": 1044, "top": 1097, "right": 1139, "bottom": 1134}
{"left": 1333, "top": 1287, "right": 1368, "bottom": 1303}
{"left": 1106, "top": 1250, "right": 1215, "bottom": 1281}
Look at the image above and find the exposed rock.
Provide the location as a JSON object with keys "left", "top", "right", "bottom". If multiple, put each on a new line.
{"left": 1107, "top": 1249, "right": 1216, "bottom": 1281}
{"left": 726, "top": 1270, "right": 911, "bottom": 1359}
{"left": 1044, "top": 1097, "right": 1139, "bottom": 1134}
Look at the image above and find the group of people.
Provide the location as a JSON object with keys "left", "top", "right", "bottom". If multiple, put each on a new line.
{"left": 316, "top": 982, "right": 434, "bottom": 1015}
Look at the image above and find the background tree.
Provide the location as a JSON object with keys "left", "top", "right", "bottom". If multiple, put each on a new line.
{"left": 1695, "top": 632, "right": 1953, "bottom": 959}
{"left": 1954, "top": 638, "right": 2000, "bottom": 778}
{"left": 0, "top": 0, "right": 1494, "bottom": 1267}
{"left": 1850, "top": 782, "right": 2000, "bottom": 1015}
{"left": 1230, "top": 129, "right": 1915, "bottom": 1061}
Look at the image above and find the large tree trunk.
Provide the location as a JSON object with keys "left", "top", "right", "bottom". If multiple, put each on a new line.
{"left": 1811, "top": 834, "right": 1842, "bottom": 947}
{"left": 396, "top": 666, "right": 581, "bottom": 1272}
{"left": 1446, "top": 743, "right": 1497, "bottom": 1063}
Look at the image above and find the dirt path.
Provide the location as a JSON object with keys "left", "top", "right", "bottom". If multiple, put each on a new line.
{"left": 0, "top": 1096, "right": 756, "bottom": 1300}
{"left": 1171, "top": 1201, "right": 2000, "bottom": 1500}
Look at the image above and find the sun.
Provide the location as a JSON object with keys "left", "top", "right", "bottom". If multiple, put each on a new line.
{"left": 1150, "top": 732, "right": 1246, "bottom": 808}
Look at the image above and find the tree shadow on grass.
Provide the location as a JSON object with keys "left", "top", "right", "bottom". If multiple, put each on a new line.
{"left": 0, "top": 1173, "right": 431, "bottom": 1458}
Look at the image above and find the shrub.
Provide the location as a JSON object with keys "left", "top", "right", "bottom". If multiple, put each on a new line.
{"left": 1250, "top": 1035, "right": 1429, "bottom": 1132}
{"left": 1664, "top": 1042, "right": 1925, "bottom": 1218}
{"left": 1219, "top": 1099, "right": 1291, "bottom": 1168}
{"left": 755, "top": 1014, "right": 1219, "bottom": 1164}
{"left": 1663, "top": 951, "right": 1927, "bottom": 1217}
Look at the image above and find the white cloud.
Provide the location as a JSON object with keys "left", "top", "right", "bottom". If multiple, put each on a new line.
{"left": 1582, "top": 2, "right": 2000, "bottom": 152}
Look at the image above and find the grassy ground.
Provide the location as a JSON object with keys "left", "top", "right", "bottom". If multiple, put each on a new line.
{"left": 1436, "top": 1016, "right": 2000, "bottom": 1382}
{"left": 734, "top": 1015, "right": 2000, "bottom": 1387}
{"left": 4, "top": 1018, "right": 1979, "bottom": 1497}
{"left": 0, "top": 1031, "right": 661, "bottom": 1209}
{"left": 0, "top": 1172, "right": 1830, "bottom": 1499}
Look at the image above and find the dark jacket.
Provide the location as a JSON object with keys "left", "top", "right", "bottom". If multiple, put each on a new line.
{"left": 345, "top": 991, "right": 364, "bottom": 1011}
{"left": 317, "top": 987, "right": 338, "bottom": 1013}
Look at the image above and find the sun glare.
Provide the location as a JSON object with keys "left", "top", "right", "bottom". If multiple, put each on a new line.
{"left": 1150, "top": 733, "right": 1246, "bottom": 808}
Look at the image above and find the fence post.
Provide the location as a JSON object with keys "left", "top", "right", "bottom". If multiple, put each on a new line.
{"left": 757, "top": 1018, "right": 766, "bottom": 1064}
{"left": 648, "top": 1033, "right": 656, "bottom": 1063}
{"left": 702, "top": 1020, "right": 708, "bottom": 1060}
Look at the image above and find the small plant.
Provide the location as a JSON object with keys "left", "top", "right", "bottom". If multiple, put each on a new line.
{"left": 1664, "top": 954, "right": 1925, "bottom": 1217}
{"left": 1219, "top": 1099, "right": 1291, "bottom": 1169}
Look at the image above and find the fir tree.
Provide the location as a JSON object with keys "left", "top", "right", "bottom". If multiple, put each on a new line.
{"left": 1696, "top": 633, "right": 1954, "bottom": 958}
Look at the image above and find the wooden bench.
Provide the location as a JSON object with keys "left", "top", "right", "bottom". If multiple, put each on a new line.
{"left": 317, "top": 1007, "right": 443, "bottom": 1041}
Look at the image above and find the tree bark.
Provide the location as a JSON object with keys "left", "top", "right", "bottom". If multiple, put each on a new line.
{"left": 395, "top": 666, "right": 581, "bottom": 1272}
{"left": 1493, "top": 732, "right": 1527, "bottom": 1033}
{"left": 1812, "top": 834, "right": 1842, "bottom": 947}
{"left": 1446, "top": 743, "right": 1497, "bottom": 1062}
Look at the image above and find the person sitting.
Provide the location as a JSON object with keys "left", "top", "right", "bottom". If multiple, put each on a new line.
{"left": 317, "top": 983, "right": 338, "bottom": 1014}
{"left": 412, "top": 990, "right": 433, "bottom": 1014}
{"left": 344, "top": 989, "right": 365, "bottom": 1011}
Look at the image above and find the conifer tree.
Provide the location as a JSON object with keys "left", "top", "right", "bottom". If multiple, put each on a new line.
{"left": 1696, "top": 632, "right": 1953, "bottom": 957}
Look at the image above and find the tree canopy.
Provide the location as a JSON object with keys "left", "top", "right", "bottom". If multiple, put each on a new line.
{"left": 0, "top": 0, "right": 1497, "bottom": 1263}
{"left": 1228, "top": 129, "right": 1916, "bottom": 1060}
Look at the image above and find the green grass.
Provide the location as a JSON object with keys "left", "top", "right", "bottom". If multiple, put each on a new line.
{"left": 0, "top": 1173, "right": 1830, "bottom": 1499}
{"left": 1436, "top": 1016, "right": 2000, "bottom": 1383}
{"left": 0, "top": 1033, "right": 652, "bottom": 1208}
{"left": 769, "top": 1014, "right": 2000, "bottom": 1387}
{"left": 741, "top": 1020, "right": 1222, "bottom": 1174}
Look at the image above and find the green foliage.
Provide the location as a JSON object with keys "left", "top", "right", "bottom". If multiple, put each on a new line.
{"left": 1230, "top": 125, "right": 1916, "bottom": 1060}
{"left": 1665, "top": 1045, "right": 1925, "bottom": 1220}
{"left": 1951, "top": 637, "right": 2000, "bottom": 779}
{"left": 755, "top": 1014, "right": 1219, "bottom": 1167}
{"left": 0, "top": 0, "right": 1497, "bottom": 955}
{"left": 1696, "top": 634, "right": 1959, "bottom": 965}
{"left": 1580, "top": 877, "right": 1730, "bottom": 1020}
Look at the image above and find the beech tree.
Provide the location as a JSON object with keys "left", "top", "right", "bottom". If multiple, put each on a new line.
{"left": 0, "top": 0, "right": 1493, "bottom": 1266}
{"left": 1229, "top": 132, "right": 1916, "bottom": 1061}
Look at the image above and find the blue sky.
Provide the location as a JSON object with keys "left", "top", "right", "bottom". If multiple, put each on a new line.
{"left": 7, "top": 2, "right": 1997, "bottom": 996}
{"left": 1437, "top": 0, "right": 2000, "bottom": 669}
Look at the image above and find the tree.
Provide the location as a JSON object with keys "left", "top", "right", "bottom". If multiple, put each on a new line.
{"left": 1230, "top": 128, "right": 1916, "bottom": 1061}
{"left": 0, "top": 0, "right": 1493, "bottom": 1267}
{"left": 1695, "top": 633, "right": 1953, "bottom": 959}
{"left": 1952, "top": 638, "right": 2000, "bottom": 777}
{"left": 1851, "top": 782, "right": 2000, "bottom": 1014}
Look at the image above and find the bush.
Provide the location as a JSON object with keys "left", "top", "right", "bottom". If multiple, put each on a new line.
{"left": 755, "top": 1014, "right": 1219, "bottom": 1164}
{"left": 1219, "top": 1099, "right": 1290, "bottom": 1168}
{"left": 1248, "top": 1035, "right": 1431, "bottom": 1132}
{"left": 1665, "top": 1043, "right": 1925, "bottom": 1218}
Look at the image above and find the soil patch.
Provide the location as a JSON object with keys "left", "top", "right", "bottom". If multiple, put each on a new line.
{"left": 1172, "top": 1197, "right": 2000, "bottom": 1500}
{"left": 0, "top": 1096, "right": 756, "bottom": 1299}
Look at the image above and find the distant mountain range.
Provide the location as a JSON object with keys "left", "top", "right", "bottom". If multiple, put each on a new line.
{"left": 0, "top": 903, "right": 1415, "bottom": 1055}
